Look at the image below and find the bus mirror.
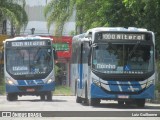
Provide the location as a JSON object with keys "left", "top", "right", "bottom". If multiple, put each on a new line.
{"left": 53, "top": 49, "right": 58, "bottom": 60}
{"left": 89, "top": 40, "right": 92, "bottom": 46}
{"left": 88, "top": 48, "right": 92, "bottom": 66}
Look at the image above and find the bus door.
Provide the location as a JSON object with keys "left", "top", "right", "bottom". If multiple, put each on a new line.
{"left": 79, "top": 42, "right": 90, "bottom": 97}
{"left": 78, "top": 43, "right": 83, "bottom": 90}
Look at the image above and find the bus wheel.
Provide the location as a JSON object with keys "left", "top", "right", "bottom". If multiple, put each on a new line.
{"left": 75, "top": 84, "right": 82, "bottom": 103}
{"left": 7, "top": 93, "right": 18, "bottom": 101}
{"left": 40, "top": 94, "right": 45, "bottom": 101}
{"left": 46, "top": 91, "right": 52, "bottom": 101}
{"left": 88, "top": 98, "right": 100, "bottom": 106}
{"left": 118, "top": 101, "right": 124, "bottom": 106}
{"left": 76, "top": 96, "right": 82, "bottom": 103}
{"left": 125, "top": 101, "right": 133, "bottom": 106}
{"left": 136, "top": 99, "right": 145, "bottom": 107}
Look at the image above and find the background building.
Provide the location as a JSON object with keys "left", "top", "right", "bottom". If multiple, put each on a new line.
{"left": 0, "top": 0, "right": 76, "bottom": 86}
{"left": 22, "top": 0, "right": 76, "bottom": 35}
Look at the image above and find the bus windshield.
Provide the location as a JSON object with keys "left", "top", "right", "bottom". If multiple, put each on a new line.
{"left": 6, "top": 47, "right": 53, "bottom": 79}
{"left": 92, "top": 43, "right": 154, "bottom": 74}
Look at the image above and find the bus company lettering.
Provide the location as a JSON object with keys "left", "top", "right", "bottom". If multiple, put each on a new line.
{"left": 97, "top": 64, "right": 116, "bottom": 69}
{"left": 13, "top": 66, "right": 28, "bottom": 71}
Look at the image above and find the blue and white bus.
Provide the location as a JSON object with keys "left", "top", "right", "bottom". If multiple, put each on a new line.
{"left": 71, "top": 27, "right": 155, "bottom": 107}
{"left": 4, "top": 36, "right": 56, "bottom": 101}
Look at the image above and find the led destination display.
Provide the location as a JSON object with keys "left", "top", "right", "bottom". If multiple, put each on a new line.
{"left": 6, "top": 40, "right": 50, "bottom": 47}
{"left": 11, "top": 41, "right": 46, "bottom": 47}
{"left": 102, "top": 33, "right": 145, "bottom": 41}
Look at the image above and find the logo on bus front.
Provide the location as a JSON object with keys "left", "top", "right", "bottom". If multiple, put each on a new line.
{"left": 96, "top": 64, "right": 116, "bottom": 69}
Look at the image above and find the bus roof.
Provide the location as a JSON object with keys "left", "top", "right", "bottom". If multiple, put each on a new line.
{"left": 86, "top": 27, "right": 148, "bottom": 34}
{"left": 72, "top": 27, "right": 155, "bottom": 44}
{"left": 85, "top": 27, "right": 154, "bottom": 37}
{"left": 4, "top": 35, "right": 52, "bottom": 42}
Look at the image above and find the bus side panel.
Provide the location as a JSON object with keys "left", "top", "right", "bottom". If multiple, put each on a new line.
{"left": 81, "top": 63, "right": 89, "bottom": 98}
{"left": 70, "top": 63, "right": 79, "bottom": 95}
{"left": 79, "top": 64, "right": 83, "bottom": 89}
{"left": 76, "top": 63, "right": 83, "bottom": 97}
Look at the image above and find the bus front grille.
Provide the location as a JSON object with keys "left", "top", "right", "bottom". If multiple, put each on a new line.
{"left": 17, "top": 86, "right": 43, "bottom": 92}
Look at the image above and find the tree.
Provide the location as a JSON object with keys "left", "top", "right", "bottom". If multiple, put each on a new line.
{"left": 0, "top": 0, "right": 28, "bottom": 36}
{"left": 123, "top": 0, "right": 160, "bottom": 49}
{"left": 44, "top": 0, "right": 160, "bottom": 49}
{"left": 76, "top": 0, "right": 148, "bottom": 31}
{"left": 44, "top": 0, "right": 75, "bottom": 36}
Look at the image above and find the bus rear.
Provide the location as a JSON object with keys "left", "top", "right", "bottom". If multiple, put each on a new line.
{"left": 4, "top": 36, "right": 55, "bottom": 101}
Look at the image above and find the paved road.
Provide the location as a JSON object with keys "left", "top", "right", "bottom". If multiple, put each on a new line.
{"left": 0, "top": 95, "right": 160, "bottom": 120}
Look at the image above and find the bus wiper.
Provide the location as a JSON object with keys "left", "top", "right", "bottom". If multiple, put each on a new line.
{"left": 128, "top": 41, "right": 140, "bottom": 58}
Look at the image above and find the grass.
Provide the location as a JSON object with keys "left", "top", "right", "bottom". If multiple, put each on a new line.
{"left": 53, "top": 85, "right": 73, "bottom": 96}
{"left": 0, "top": 83, "right": 5, "bottom": 95}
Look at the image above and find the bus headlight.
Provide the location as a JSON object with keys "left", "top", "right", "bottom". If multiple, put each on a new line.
{"left": 6, "top": 78, "right": 15, "bottom": 85}
{"left": 47, "top": 78, "right": 54, "bottom": 84}
{"left": 146, "top": 79, "right": 154, "bottom": 88}
{"left": 92, "top": 78, "right": 101, "bottom": 87}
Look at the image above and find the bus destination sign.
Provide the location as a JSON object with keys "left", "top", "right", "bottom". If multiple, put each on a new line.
{"left": 102, "top": 33, "right": 145, "bottom": 41}
{"left": 10, "top": 41, "right": 46, "bottom": 47}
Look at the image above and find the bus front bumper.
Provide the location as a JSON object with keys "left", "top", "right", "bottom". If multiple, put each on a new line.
{"left": 6, "top": 82, "right": 55, "bottom": 95}
{"left": 90, "top": 83, "right": 154, "bottom": 99}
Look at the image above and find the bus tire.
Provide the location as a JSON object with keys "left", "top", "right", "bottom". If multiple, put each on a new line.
{"left": 88, "top": 98, "right": 100, "bottom": 106}
{"left": 136, "top": 99, "right": 145, "bottom": 107}
{"left": 125, "top": 101, "right": 133, "bottom": 106}
{"left": 75, "top": 82, "right": 82, "bottom": 103}
{"left": 75, "top": 80, "right": 77, "bottom": 96}
{"left": 40, "top": 94, "right": 45, "bottom": 101}
{"left": 7, "top": 93, "right": 18, "bottom": 101}
{"left": 118, "top": 101, "right": 124, "bottom": 106}
{"left": 76, "top": 96, "right": 82, "bottom": 103}
{"left": 46, "top": 91, "right": 52, "bottom": 101}
{"left": 84, "top": 82, "right": 88, "bottom": 104}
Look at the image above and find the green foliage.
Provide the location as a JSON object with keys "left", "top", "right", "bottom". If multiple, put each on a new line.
{"left": 69, "top": 30, "right": 76, "bottom": 36}
{"left": 44, "top": 0, "right": 160, "bottom": 49}
{"left": 123, "top": 0, "right": 160, "bottom": 49}
{"left": 0, "top": 84, "right": 5, "bottom": 95}
{"left": 0, "top": 73, "right": 5, "bottom": 95}
{"left": 0, "top": 0, "right": 28, "bottom": 34}
{"left": 44, "top": 0, "right": 75, "bottom": 36}
{"left": 54, "top": 64, "right": 61, "bottom": 77}
{"left": 156, "top": 83, "right": 160, "bottom": 92}
{"left": 54, "top": 85, "right": 72, "bottom": 95}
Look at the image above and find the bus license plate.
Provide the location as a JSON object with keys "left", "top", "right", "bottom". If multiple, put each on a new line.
{"left": 118, "top": 95, "right": 129, "bottom": 99}
{"left": 26, "top": 88, "right": 35, "bottom": 92}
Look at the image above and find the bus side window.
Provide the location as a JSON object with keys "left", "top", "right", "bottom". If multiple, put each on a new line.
{"left": 82, "top": 42, "right": 90, "bottom": 64}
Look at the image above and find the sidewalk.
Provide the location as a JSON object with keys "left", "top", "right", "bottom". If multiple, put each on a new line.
{"left": 146, "top": 99, "right": 160, "bottom": 104}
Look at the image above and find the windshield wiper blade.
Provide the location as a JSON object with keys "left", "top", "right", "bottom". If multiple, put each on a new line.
{"left": 128, "top": 41, "right": 140, "bottom": 58}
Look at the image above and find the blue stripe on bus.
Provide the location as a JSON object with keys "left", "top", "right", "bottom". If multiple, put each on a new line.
{"left": 108, "top": 81, "right": 119, "bottom": 92}
{"left": 6, "top": 82, "right": 55, "bottom": 93}
{"left": 18, "top": 80, "right": 26, "bottom": 85}
{"left": 91, "top": 83, "right": 154, "bottom": 99}
{"left": 17, "top": 80, "right": 44, "bottom": 86}
{"left": 107, "top": 80, "right": 143, "bottom": 92}
{"left": 118, "top": 81, "right": 142, "bottom": 92}
{"left": 120, "top": 85, "right": 130, "bottom": 92}
{"left": 78, "top": 64, "right": 83, "bottom": 89}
